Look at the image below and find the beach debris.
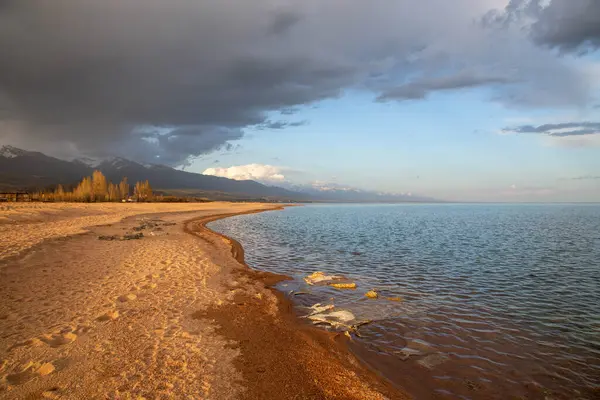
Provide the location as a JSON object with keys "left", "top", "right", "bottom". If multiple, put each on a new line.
{"left": 292, "top": 291, "right": 309, "bottom": 296}
{"left": 98, "top": 235, "right": 118, "bottom": 241}
{"left": 304, "top": 271, "right": 345, "bottom": 285}
{"left": 98, "top": 233, "right": 144, "bottom": 241}
{"left": 365, "top": 290, "right": 378, "bottom": 299}
{"left": 122, "top": 232, "right": 144, "bottom": 240}
{"left": 328, "top": 282, "right": 357, "bottom": 289}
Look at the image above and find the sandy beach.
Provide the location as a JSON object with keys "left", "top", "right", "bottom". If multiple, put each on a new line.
{"left": 0, "top": 202, "right": 406, "bottom": 399}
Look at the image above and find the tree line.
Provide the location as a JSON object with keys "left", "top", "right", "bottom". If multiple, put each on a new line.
{"left": 36, "top": 171, "right": 153, "bottom": 202}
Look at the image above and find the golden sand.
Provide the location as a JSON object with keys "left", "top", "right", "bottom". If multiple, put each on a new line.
{"left": 0, "top": 202, "right": 407, "bottom": 399}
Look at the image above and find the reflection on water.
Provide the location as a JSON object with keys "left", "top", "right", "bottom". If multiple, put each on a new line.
{"left": 209, "top": 204, "right": 600, "bottom": 399}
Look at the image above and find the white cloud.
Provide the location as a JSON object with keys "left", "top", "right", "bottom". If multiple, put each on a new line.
{"left": 543, "top": 134, "right": 600, "bottom": 148}
{"left": 203, "top": 164, "right": 286, "bottom": 182}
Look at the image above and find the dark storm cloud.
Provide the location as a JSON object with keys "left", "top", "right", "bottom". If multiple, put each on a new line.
{"left": 0, "top": 0, "right": 598, "bottom": 166}
{"left": 0, "top": 0, "right": 362, "bottom": 165}
{"left": 503, "top": 122, "right": 600, "bottom": 136}
{"left": 532, "top": 0, "right": 600, "bottom": 52}
{"left": 377, "top": 72, "right": 513, "bottom": 101}
{"left": 485, "top": 0, "right": 600, "bottom": 52}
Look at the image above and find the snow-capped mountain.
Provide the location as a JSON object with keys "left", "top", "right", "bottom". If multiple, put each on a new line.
{"left": 1, "top": 145, "right": 437, "bottom": 202}
{"left": 0, "top": 145, "right": 307, "bottom": 199}
{"left": 0, "top": 145, "right": 29, "bottom": 159}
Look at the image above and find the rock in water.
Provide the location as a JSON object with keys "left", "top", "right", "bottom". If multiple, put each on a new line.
{"left": 308, "top": 309, "right": 356, "bottom": 330}
{"left": 329, "top": 282, "right": 357, "bottom": 289}
{"left": 307, "top": 303, "right": 335, "bottom": 315}
{"left": 303, "top": 271, "right": 346, "bottom": 285}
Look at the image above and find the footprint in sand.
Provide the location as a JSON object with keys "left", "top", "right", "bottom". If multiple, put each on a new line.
{"left": 41, "top": 387, "right": 63, "bottom": 399}
{"left": 38, "top": 362, "right": 55, "bottom": 376}
{"left": 142, "top": 282, "right": 157, "bottom": 289}
{"left": 4, "top": 360, "right": 53, "bottom": 385}
{"left": 40, "top": 332, "right": 77, "bottom": 347}
{"left": 97, "top": 310, "right": 120, "bottom": 322}
{"left": 118, "top": 293, "right": 137, "bottom": 302}
{"left": 8, "top": 337, "right": 44, "bottom": 351}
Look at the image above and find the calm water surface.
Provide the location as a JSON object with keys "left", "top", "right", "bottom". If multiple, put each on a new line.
{"left": 209, "top": 204, "right": 600, "bottom": 399}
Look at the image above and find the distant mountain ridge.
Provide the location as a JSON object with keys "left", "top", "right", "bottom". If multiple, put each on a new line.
{"left": 0, "top": 145, "right": 438, "bottom": 202}
{"left": 279, "top": 181, "right": 436, "bottom": 203}
{"left": 0, "top": 145, "right": 306, "bottom": 200}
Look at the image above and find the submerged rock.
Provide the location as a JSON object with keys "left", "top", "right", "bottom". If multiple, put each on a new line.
{"left": 417, "top": 352, "right": 450, "bottom": 369}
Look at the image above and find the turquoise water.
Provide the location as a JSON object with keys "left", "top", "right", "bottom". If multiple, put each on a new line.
{"left": 209, "top": 204, "right": 600, "bottom": 399}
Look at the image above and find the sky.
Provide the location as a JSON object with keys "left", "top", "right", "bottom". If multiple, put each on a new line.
{"left": 1, "top": 0, "right": 599, "bottom": 202}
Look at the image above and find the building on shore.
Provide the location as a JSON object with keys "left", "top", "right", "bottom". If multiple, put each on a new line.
{"left": 0, "top": 192, "right": 31, "bottom": 202}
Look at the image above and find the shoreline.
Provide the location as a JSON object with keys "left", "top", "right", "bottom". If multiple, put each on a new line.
{"left": 184, "top": 206, "right": 410, "bottom": 399}
{"left": 0, "top": 202, "right": 409, "bottom": 399}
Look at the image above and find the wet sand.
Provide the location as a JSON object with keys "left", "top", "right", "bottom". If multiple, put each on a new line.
{"left": 0, "top": 202, "right": 408, "bottom": 399}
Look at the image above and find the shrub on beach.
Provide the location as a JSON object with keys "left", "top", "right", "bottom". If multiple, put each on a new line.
{"left": 34, "top": 171, "right": 153, "bottom": 203}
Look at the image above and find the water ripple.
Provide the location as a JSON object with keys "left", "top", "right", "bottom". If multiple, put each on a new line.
{"left": 210, "top": 204, "right": 600, "bottom": 399}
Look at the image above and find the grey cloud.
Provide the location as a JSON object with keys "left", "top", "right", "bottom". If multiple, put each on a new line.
{"left": 0, "top": 0, "right": 597, "bottom": 166}
{"left": 280, "top": 107, "right": 300, "bottom": 115}
{"left": 486, "top": 0, "right": 600, "bottom": 52}
{"left": 268, "top": 11, "right": 303, "bottom": 36}
{"left": 378, "top": 72, "right": 513, "bottom": 101}
{"left": 570, "top": 175, "right": 600, "bottom": 180}
{"left": 503, "top": 122, "right": 600, "bottom": 136}
{"left": 256, "top": 120, "right": 308, "bottom": 130}
{"left": 531, "top": 0, "right": 600, "bottom": 52}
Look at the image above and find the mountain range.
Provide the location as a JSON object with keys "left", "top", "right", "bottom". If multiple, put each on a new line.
{"left": 0, "top": 145, "right": 436, "bottom": 202}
